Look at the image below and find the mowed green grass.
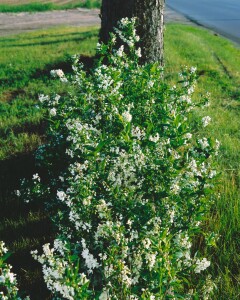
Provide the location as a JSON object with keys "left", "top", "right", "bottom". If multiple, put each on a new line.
{"left": 165, "top": 24, "right": 240, "bottom": 299}
{"left": 0, "top": 0, "right": 101, "bottom": 12}
{"left": 0, "top": 26, "right": 98, "bottom": 159}
{"left": 0, "top": 26, "right": 99, "bottom": 298}
{"left": 0, "top": 24, "right": 239, "bottom": 298}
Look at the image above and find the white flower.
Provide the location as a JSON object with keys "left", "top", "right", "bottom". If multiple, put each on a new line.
{"left": 32, "top": 173, "right": 41, "bottom": 182}
{"left": 190, "top": 66, "right": 197, "bottom": 73}
{"left": 0, "top": 275, "right": 5, "bottom": 283}
{"left": 51, "top": 69, "right": 64, "bottom": 78}
{"left": 136, "top": 47, "right": 142, "bottom": 57}
{"left": 198, "top": 138, "right": 209, "bottom": 149}
{"left": 147, "top": 80, "right": 154, "bottom": 88}
{"left": 57, "top": 191, "right": 67, "bottom": 202}
{"left": 135, "top": 35, "right": 140, "bottom": 42}
{"left": 194, "top": 258, "right": 211, "bottom": 273}
{"left": 15, "top": 190, "right": 21, "bottom": 197}
{"left": 96, "top": 42, "right": 102, "bottom": 51}
{"left": 59, "top": 176, "right": 64, "bottom": 182}
{"left": 128, "top": 41, "right": 134, "bottom": 47}
{"left": 169, "top": 209, "right": 175, "bottom": 224}
{"left": 146, "top": 252, "right": 157, "bottom": 270}
{"left": 116, "top": 45, "right": 124, "bottom": 57}
{"left": 111, "top": 35, "right": 117, "bottom": 43}
{"left": 50, "top": 108, "right": 57, "bottom": 116}
{"left": 131, "top": 126, "right": 145, "bottom": 140}
{"left": 188, "top": 85, "right": 195, "bottom": 94}
{"left": 215, "top": 139, "right": 220, "bottom": 151}
{"left": 185, "top": 133, "right": 192, "bottom": 139}
{"left": 6, "top": 271, "right": 15, "bottom": 283}
{"left": 170, "top": 182, "right": 181, "bottom": 195}
{"left": 122, "top": 110, "right": 132, "bottom": 123}
{"left": 60, "top": 77, "right": 68, "bottom": 83}
{"left": 179, "top": 95, "right": 191, "bottom": 104}
{"left": 53, "top": 94, "right": 60, "bottom": 105}
{"left": 149, "top": 133, "right": 159, "bottom": 143}
{"left": 81, "top": 240, "right": 99, "bottom": 273}
{"left": 202, "top": 116, "right": 211, "bottom": 127}
{"left": 99, "top": 290, "right": 109, "bottom": 300}
{"left": 142, "top": 238, "right": 151, "bottom": 249}
{"left": 208, "top": 170, "right": 217, "bottom": 178}
{"left": 53, "top": 239, "right": 66, "bottom": 256}
{"left": 42, "top": 243, "right": 53, "bottom": 257}
{"left": 39, "top": 94, "right": 49, "bottom": 103}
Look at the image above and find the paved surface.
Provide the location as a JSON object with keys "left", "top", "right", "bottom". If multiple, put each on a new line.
{"left": 0, "top": 6, "right": 193, "bottom": 37}
{"left": 167, "top": 0, "right": 240, "bottom": 44}
{"left": 165, "top": 5, "right": 193, "bottom": 25}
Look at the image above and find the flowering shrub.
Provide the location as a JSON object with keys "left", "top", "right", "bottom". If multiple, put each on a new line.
{"left": 19, "top": 18, "right": 219, "bottom": 299}
{"left": 0, "top": 241, "right": 29, "bottom": 300}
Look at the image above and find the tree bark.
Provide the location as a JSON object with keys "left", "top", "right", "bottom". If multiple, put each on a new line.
{"left": 100, "top": 0, "right": 165, "bottom": 65}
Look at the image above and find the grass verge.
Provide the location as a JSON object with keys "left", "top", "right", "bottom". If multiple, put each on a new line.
{"left": 165, "top": 24, "right": 240, "bottom": 299}
{"left": 0, "top": 25, "right": 99, "bottom": 298}
{"left": 0, "top": 1, "right": 101, "bottom": 12}
{"left": 0, "top": 24, "right": 239, "bottom": 298}
{"left": 0, "top": 26, "right": 98, "bottom": 159}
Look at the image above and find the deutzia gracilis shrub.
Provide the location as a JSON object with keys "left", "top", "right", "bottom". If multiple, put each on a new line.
{"left": 22, "top": 18, "right": 220, "bottom": 299}
{"left": 0, "top": 241, "right": 29, "bottom": 300}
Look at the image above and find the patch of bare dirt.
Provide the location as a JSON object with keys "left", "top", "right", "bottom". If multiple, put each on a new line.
{"left": 1, "top": 89, "right": 26, "bottom": 102}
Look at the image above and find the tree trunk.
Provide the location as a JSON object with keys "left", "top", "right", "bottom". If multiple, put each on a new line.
{"left": 100, "top": 0, "right": 165, "bottom": 65}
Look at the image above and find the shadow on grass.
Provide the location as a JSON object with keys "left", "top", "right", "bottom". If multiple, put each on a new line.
{"left": 0, "top": 30, "right": 97, "bottom": 44}
{"left": 0, "top": 53, "right": 96, "bottom": 298}
{"left": 0, "top": 30, "right": 97, "bottom": 49}
{"left": 33, "top": 54, "right": 96, "bottom": 79}
{"left": 0, "top": 120, "right": 46, "bottom": 139}
{"left": 0, "top": 153, "right": 52, "bottom": 299}
{"left": 0, "top": 54, "right": 96, "bottom": 89}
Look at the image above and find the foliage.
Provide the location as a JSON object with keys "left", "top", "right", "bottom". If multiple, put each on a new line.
{"left": 14, "top": 18, "right": 220, "bottom": 299}
{"left": 0, "top": 241, "right": 29, "bottom": 299}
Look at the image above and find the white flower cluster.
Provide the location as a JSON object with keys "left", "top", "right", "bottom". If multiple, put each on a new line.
{"left": 114, "top": 18, "right": 140, "bottom": 48}
{"left": 122, "top": 110, "right": 132, "bottom": 123}
{"left": 50, "top": 69, "right": 68, "bottom": 83}
{"left": 31, "top": 241, "right": 89, "bottom": 300}
{"left": 202, "top": 116, "right": 211, "bottom": 127}
{"left": 0, "top": 241, "right": 29, "bottom": 300}
{"left": 194, "top": 258, "right": 211, "bottom": 274}
{"left": 38, "top": 93, "right": 62, "bottom": 118}
{"left": 0, "top": 241, "right": 8, "bottom": 256}
{"left": 81, "top": 239, "right": 99, "bottom": 274}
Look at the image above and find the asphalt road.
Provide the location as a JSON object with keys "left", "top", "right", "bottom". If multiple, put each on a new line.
{"left": 167, "top": 0, "right": 240, "bottom": 44}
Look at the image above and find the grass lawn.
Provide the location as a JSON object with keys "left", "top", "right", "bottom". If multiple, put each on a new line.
{"left": 0, "top": 24, "right": 239, "bottom": 298}
{"left": 0, "top": 26, "right": 98, "bottom": 159}
{"left": 0, "top": 0, "right": 101, "bottom": 12}
{"left": 0, "top": 26, "right": 99, "bottom": 299}
{"left": 165, "top": 24, "right": 240, "bottom": 299}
